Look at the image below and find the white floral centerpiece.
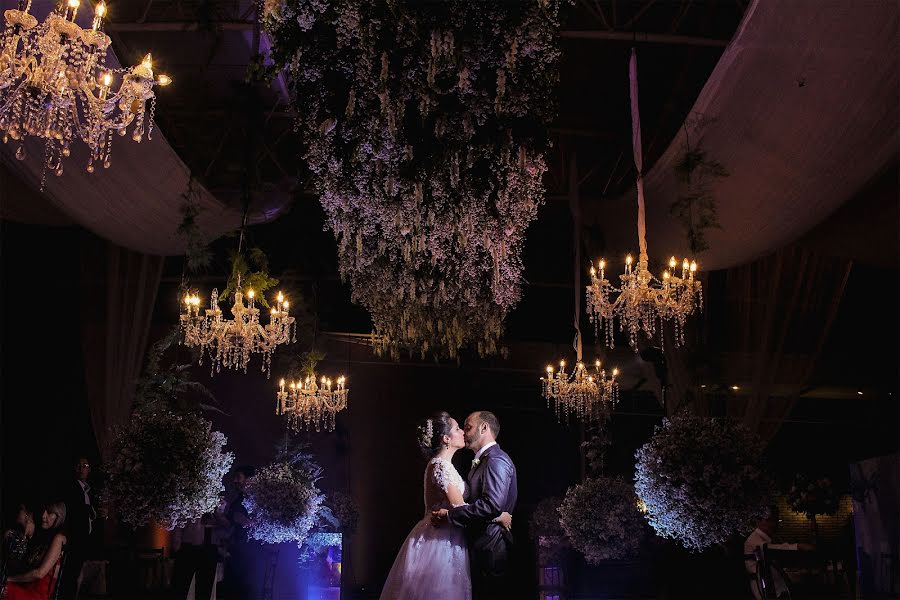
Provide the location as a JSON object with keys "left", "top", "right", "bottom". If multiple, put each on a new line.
{"left": 634, "top": 414, "right": 770, "bottom": 551}
{"left": 107, "top": 408, "right": 233, "bottom": 530}
{"left": 259, "top": 0, "right": 565, "bottom": 359}
{"left": 244, "top": 452, "right": 326, "bottom": 546}
{"left": 558, "top": 476, "right": 645, "bottom": 563}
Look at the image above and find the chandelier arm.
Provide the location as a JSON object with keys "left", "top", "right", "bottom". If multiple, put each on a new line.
{"left": 629, "top": 47, "right": 649, "bottom": 266}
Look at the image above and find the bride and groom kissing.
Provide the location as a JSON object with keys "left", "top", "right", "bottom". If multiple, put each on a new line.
{"left": 380, "top": 410, "right": 518, "bottom": 600}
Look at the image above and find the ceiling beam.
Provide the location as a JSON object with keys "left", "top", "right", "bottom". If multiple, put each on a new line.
{"left": 108, "top": 21, "right": 730, "bottom": 48}
{"left": 560, "top": 30, "right": 729, "bottom": 47}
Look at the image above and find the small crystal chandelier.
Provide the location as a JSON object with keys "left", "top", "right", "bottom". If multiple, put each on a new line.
{"left": 181, "top": 286, "right": 296, "bottom": 377}
{"left": 585, "top": 49, "right": 702, "bottom": 351}
{"left": 541, "top": 359, "right": 618, "bottom": 423}
{"left": 0, "top": 0, "right": 171, "bottom": 187}
{"left": 277, "top": 375, "right": 348, "bottom": 432}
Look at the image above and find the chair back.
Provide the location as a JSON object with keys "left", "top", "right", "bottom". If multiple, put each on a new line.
{"left": 48, "top": 544, "right": 68, "bottom": 600}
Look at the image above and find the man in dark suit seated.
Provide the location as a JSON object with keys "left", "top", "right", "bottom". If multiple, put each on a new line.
{"left": 58, "top": 457, "right": 96, "bottom": 600}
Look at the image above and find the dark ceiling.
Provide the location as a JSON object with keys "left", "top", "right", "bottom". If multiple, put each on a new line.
{"left": 103, "top": 1, "right": 896, "bottom": 412}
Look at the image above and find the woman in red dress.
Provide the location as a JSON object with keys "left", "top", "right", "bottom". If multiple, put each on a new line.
{"left": 3, "top": 502, "right": 67, "bottom": 600}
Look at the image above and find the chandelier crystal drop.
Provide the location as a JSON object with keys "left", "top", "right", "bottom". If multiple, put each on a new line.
{"left": 180, "top": 286, "right": 296, "bottom": 377}
{"left": 277, "top": 375, "right": 348, "bottom": 433}
{"left": 0, "top": 0, "right": 172, "bottom": 186}
{"left": 541, "top": 359, "right": 619, "bottom": 423}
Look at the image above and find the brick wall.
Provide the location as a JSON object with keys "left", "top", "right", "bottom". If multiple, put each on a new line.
{"left": 772, "top": 494, "right": 854, "bottom": 545}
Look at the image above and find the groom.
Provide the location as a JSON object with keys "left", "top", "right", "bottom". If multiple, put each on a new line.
{"left": 432, "top": 411, "right": 518, "bottom": 599}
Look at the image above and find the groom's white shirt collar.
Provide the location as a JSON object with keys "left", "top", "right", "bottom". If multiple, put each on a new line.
{"left": 474, "top": 441, "right": 497, "bottom": 462}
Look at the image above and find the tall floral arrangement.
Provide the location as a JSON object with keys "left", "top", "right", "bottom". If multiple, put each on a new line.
{"left": 558, "top": 476, "right": 645, "bottom": 563}
{"left": 260, "top": 0, "right": 565, "bottom": 358}
{"left": 244, "top": 449, "right": 326, "bottom": 545}
{"left": 106, "top": 408, "right": 234, "bottom": 530}
{"left": 634, "top": 414, "right": 770, "bottom": 551}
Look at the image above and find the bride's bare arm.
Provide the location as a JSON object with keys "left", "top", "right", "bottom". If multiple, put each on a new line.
{"left": 445, "top": 479, "right": 465, "bottom": 507}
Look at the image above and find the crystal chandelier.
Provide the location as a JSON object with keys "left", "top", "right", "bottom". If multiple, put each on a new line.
{"left": 541, "top": 359, "right": 619, "bottom": 423}
{"left": 277, "top": 375, "right": 348, "bottom": 432}
{"left": 585, "top": 49, "right": 702, "bottom": 351}
{"left": 0, "top": 0, "right": 171, "bottom": 186}
{"left": 180, "top": 286, "right": 296, "bottom": 377}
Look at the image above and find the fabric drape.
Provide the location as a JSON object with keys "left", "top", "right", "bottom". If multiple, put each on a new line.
{"left": 80, "top": 235, "right": 163, "bottom": 459}
{"left": 660, "top": 246, "right": 852, "bottom": 443}
{"left": 719, "top": 246, "right": 851, "bottom": 442}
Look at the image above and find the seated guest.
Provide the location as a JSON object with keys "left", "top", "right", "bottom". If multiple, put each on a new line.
{"left": 3, "top": 504, "right": 36, "bottom": 578}
{"left": 744, "top": 505, "right": 815, "bottom": 599}
{"left": 4, "top": 502, "right": 67, "bottom": 600}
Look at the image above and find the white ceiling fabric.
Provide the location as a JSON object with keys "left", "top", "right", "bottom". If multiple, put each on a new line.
{"left": 588, "top": 0, "right": 899, "bottom": 270}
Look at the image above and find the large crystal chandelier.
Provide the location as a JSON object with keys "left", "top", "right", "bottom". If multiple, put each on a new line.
{"left": 586, "top": 49, "right": 702, "bottom": 351}
{"left": 0, "top": 0, "right": 171, "bottom": 186}
{"left": 179, "top": 216, "right": 295, "bottom": 377}
{"left": 277, "top": 375, "right": 348, "bottom": 433}
{"left": 180, "top": 286, "right": 295, "bottom": 377}
{"left": 541, "top": 359, "right": 619, "bottom": 423}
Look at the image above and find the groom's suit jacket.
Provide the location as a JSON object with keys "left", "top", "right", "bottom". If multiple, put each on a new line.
{"left": 448, "top": 444, "right": 518, "bottom": 577}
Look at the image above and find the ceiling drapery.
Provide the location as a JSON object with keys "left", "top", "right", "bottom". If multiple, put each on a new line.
{"left": 0, "top": 0, "right": 273, "bottom": 256}
{"left": 587, "top": 0, "right": 898, "bottom": 270}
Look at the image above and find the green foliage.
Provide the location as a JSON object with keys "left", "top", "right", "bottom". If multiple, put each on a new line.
{"left": 134, "top": 327, "right": 219, "bottom": 414}
{"left": 671, "top": 147, "right": 729, "bottom": 254}
{"left": 177, "top": 179, "right": 213, "bottom": 274}
{"left": 220, "top": 247, "right": 279, "bottom": 308}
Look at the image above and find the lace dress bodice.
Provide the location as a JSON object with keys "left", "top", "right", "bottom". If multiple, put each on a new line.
{"left": 424, "top": 457, "right": 466, "bottom": 512}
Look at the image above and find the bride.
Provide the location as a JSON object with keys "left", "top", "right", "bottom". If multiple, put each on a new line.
{"left": 379, "top": 412, "right": 511, "bottom": 600}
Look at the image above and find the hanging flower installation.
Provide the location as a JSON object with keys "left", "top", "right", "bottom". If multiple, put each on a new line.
{"left": 634, "top": 414, "right": 770, "bottom": 551}
{"left": 260, "top": 0, "right": 563, "bottom": 359}
{"left": 244, "top": 451, "right": 326, "bottom": 545}
{"left": 106, "top": 409, "right": 234, "bottom": 530}
{"left": 558, "top": 476, "right": 645, "bottom": 563}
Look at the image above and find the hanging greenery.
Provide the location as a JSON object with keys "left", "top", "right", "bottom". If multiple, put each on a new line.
{"left": 220, "top": 246, "right": 280, "bottom": 308}
{"left": 559, "top": 476, "right": 645, "bottom": 563}
{"left": 634, "top": 414, "right": 770, "bottom": 551}
{"left": 260, "top": 0, "right": 565, "bottom": 359}
{"left": 671, "top": 145, "right": 728, "bottom": 254}
{"left": 177, "top": 177, "right": 213, "bottom": 274}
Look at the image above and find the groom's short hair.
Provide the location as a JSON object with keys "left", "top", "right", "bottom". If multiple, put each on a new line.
{"left": 478, "top": 411, "right": 500, "bottom": 438}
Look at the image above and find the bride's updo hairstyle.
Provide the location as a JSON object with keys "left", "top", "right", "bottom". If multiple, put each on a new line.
{"left": 417, "top": 411, "right": 452, "bottom": 457}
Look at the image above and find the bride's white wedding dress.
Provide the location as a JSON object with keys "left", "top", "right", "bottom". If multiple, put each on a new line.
{"left": 379, "top": 457, "right": 471, "bottom": 600}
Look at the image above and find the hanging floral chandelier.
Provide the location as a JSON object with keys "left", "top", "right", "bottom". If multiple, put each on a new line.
{"left": 586, "top": 49, "right": 702, "bottom": 351}
{"left": 277, "top": 375, "right": 348, "bottom": 433}
{"left": 0, "top": 0, "right": 172, "bottom": 186}
{"left": 259, "top": 0, "right": 563, "bottom": 359}
{"left": 541, "top": 359, "right": 619, "bottom": 423}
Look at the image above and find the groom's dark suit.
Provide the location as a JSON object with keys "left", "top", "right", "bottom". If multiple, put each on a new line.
{"left": 448, "top": 443, "right": 518, "bottom": 599}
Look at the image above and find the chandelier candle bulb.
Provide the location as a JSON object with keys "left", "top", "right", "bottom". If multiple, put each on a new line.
{"left": 91, "top": 2, "right": 105, "bottom": 30}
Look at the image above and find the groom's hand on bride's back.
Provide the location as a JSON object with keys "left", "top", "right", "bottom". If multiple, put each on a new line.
{"left": 431, "top": 509, "right": 449, "bottom": 526}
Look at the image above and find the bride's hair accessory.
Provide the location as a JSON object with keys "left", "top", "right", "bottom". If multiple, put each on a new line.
{"left": 417, "top": 419, "right": 433, "bottom": 448}
{"left": 417, "top": 412, "right": 452, "bottom": 457}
